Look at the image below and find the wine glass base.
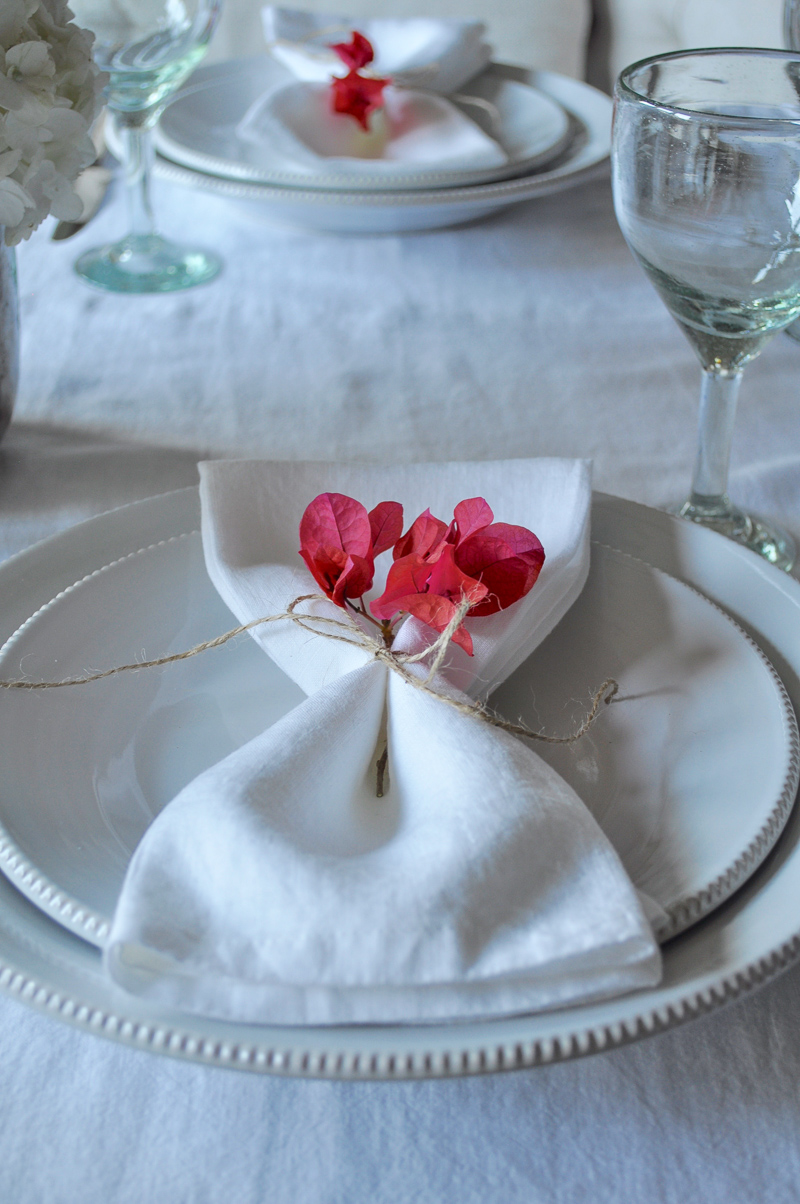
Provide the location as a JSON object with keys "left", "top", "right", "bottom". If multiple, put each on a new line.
{"left": 75, "top": 234, "right": 221, "bottom": 294}
{"left": 669, "top": 498, "right": 796, "bottom": 572}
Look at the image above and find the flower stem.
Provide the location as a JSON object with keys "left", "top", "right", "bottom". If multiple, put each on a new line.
{"left": 375, "top": 746, "right": 389, "bottom": 797}
{"left": 345, "top": 596, "right": 392, "bottom": 639}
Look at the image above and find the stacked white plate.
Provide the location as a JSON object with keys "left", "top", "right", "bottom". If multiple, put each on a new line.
{"left": 131, "top": 57, "right": 613, "bottom": 233}
{"left": 0, "top": 491, "right": 797, "bottom": 1079}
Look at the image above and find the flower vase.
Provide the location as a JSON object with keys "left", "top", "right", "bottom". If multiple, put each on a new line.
{"left": 0, "top": 233, "right": 18, "bottom": 443}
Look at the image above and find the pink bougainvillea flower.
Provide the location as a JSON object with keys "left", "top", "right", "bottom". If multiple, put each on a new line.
{"left": 373, "top": 496, "right": 544, "bottom": 652}
{"left": 331, "top": 30, "right": 375, "bottom": 72}
{"left": 371, "top": 544, "right": 488, "bottom": 654}
{"left": 328, "top": 33, "right": 390, "bottom": 131}
{"left": 299, "top": 493, "right": 403, "bottom": 608}
{"left": 330, "top": 69, "right": 390, "bottom": 131}
{"left": 299, "top": 492, "right": 374, "bottom": 606}
{"left": 299, "top": 491, "right": 543, "bottom": 655}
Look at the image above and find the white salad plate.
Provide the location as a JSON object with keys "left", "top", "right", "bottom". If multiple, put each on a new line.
{"left": 0, "top": 508, "right": 794, "bottom": 952}
{"left": 155, "top": 59, "right": 572, "bottom": 191}
{"left": 131, "top": 64, "right": 612, "bottom": 233}
{"left": 0, "top": 490, "right": 798, "bottom": 1080}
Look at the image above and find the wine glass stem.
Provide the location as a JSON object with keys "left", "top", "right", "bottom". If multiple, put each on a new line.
{"left": 119, "top": 117, "right": 156, "bottom": 239}
{"left": 687, "top": 365, "right": 743, "bottom": 518}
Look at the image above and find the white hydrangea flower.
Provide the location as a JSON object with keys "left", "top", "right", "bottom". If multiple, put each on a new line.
{"left": 0, "top": 0, "right": 106, "bottom": 245}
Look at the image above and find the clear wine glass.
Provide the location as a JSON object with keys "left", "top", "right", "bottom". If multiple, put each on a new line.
{"left": 612, "top": 48, "right": 800, "bottom": 571}
{"left": 70, "top": 0, "right": 222, "bottom": 293}
{"left": 783, "top": 0, "right": 800, "bottom": 345}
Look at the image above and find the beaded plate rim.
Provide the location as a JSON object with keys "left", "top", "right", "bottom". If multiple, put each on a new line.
{"left": 0, "top": 934, "right": 797, "bottom": 1080}
{"left": 153, "top": 62, "right": 576, "bottom": 192}
{"left": 135, "top": 64, "right": 612, "bottom": 214}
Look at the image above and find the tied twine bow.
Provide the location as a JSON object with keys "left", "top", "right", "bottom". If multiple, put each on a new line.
{"left": 0, "top": 594, "right": 618, "bottom": 796}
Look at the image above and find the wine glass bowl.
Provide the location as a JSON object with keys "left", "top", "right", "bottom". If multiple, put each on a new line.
{"left": 83, "top": 1, "right": 217, "bottom": 114}
{"left": 612, "top": 49, "right": 800, "bottom": 570}
{"left": 70, "top": 0, "right": 222, "bottom": 293}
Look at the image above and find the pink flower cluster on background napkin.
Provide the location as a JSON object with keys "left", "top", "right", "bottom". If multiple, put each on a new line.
{"left": 106, "top": 459, "right": 661, "bottom": 1024}
{"left": 236, "top": 7, "right": 508, "bottom": 178}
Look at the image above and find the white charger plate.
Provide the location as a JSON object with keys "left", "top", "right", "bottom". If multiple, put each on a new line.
{"left": 134, "top": 66, "right": 612, "bottom": 233}
{"left": 155, "top": 60, "right": 572, "bottom": 191}
{"left": 0, "top": 491, "right": 798, "bottom": 1079}
{"left": 0, "top": 509, "right": 794, "bottom": 953}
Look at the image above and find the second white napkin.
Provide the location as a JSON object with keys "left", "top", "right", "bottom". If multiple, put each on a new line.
{"left": 263, "top": 8, "right": 492, "bottom": 93}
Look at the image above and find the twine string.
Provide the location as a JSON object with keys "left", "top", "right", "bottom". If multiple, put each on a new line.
{"left": 0, "top": 594, "right": 618, "bottom": 748}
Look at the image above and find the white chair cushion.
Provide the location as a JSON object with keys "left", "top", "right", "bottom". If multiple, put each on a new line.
{"left": 609, "top": 0, "right": 784, "bottom": 83}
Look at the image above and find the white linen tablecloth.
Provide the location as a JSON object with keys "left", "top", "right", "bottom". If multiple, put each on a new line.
{"left": 2, "top": 168, "right": 800, "bottom": 1202}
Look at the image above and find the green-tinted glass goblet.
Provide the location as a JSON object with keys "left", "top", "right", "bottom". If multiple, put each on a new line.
{"left": 70, "top": 0, "right": 222, "bottom": 293}
{"left": 612, "top": 48, "right": 800, "bottom": 571}
{"left": 782, "top": 0, "right": 800, "bottom": 346}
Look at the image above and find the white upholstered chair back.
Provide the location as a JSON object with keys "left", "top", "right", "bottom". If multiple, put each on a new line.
{"left": 208, "top": 0, "right": 593, "bottom": 79}
{"left": 208, "top": 0, "right": 788, "bottom": 89}
{"left": 607, "top": 0, "right": 784, "bottom": 82}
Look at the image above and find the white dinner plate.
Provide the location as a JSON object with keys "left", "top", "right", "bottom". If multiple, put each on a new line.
{"left": 0, "top": 491, "right": 798, "bottom": 1079}
{"left": 0, "top": 498, "right": 795, "bottom": 956}
{"left": 155, "top": 60, "right": 572, "bottom": 191}
{"left": 129, "top": 65, "right": 612, "bottom": 233}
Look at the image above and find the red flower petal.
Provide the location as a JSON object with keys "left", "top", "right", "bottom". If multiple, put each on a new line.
{"left": 299, "top": 543, "right": 346, "bottom": 595}
{"left": 370, "top": 553, "right": 432, "bottom": 619}
{"left": 299, "top": 493, "right": 376, "bottom": 606}
{"left": 331, "top": 31, "right": 374, "bottom": 72}
{"left": 453, "top": 497, "right": 494, "bottom": 542}
{"left": 450, "top": 625, "right": 474, "bottom": 654}
{"left": 455, "top": 525, "right": 545, "bottom": 616}
{"left": 331, "top": 553, "right": 375, "bottom": 607}
{"left": 300, "top": 493, "right": 372, "bottom": 559}
{"left": 368, "top": 500, "right": 404, "bottom": 558}
{"left": 426, "top": 544, "right": 489, "bottom": 608}
{"left": 465, "top": 557, "right": 540, "bottom": 616}
{"left": 371, "top": 546, "right": 485, "bottom": 654}
{"left": 399, "top": 593, "right": 474, "bottom": 656}
{"left": 480, "top": 522, "right": 545, "bottom": 557}
{"left": 330, "top": 70, "right": 389, "bottom": 131}
{"left": 393, "top": 509, "right": 449, "bottom": 561}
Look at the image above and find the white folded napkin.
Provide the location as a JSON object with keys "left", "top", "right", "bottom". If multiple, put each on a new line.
{"left": 263, "top": 8, "right": 492, "bottom": 93}
{"left": 106, "top": 459, "right": 661, "bottom": 1025}
{"left": 235, "top": 7, "right": 508, "bottom": 180}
